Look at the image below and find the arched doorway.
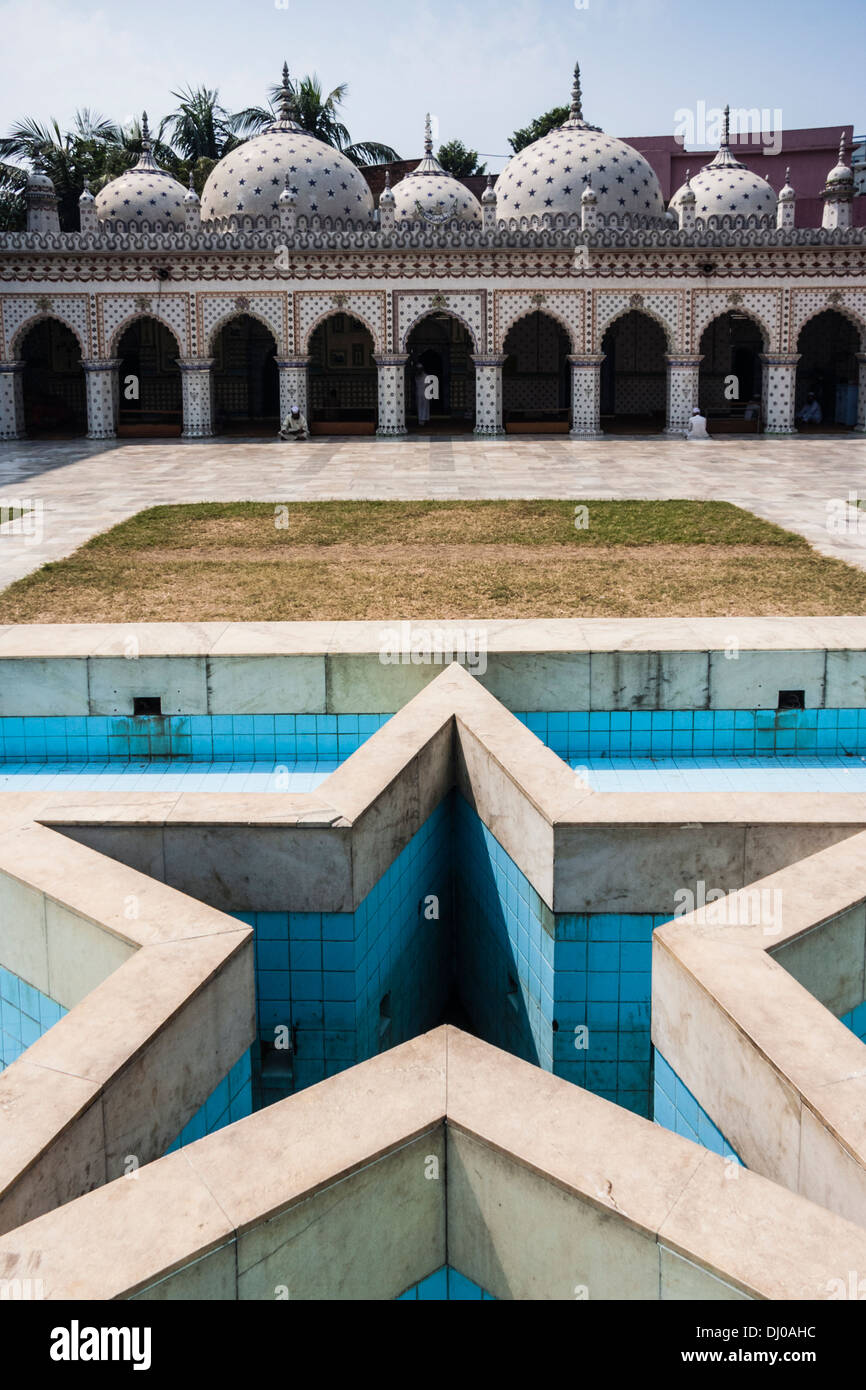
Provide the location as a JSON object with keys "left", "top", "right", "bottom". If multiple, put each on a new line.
{"left": 795, "top": 311, "right": 861, "bottom": 430}
{"left": 18, "top": 318, "right": 86, "bottom": 437}
{"left": 698, "top": 312, "right": 764, "bottom": 433}
{"left": 212, "top": 314, "right": 279, "bottom": 435}
{"left": 308, "top": 314, "right": 377, "bottom": 434}
{"left": 600, "top": 311, "right": 667, "bottom": 433}
{"left": 502, "top": 312, "right": 571, "bottom": 433}
{"left": 115, "top": 318, "right": 182, "bottom": 437}
{"left": 406, "top": 314, "right": 476, "bottom": 433}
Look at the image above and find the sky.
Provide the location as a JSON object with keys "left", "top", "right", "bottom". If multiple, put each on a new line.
{"left": 0, "top": 0, "right": 862, "bottom": 171}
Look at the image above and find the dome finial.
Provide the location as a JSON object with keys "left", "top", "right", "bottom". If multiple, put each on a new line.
{"left": 722, "top": 104, "right": 730, "bottom": 148}
{"left": 278, "top": 62, "right": 294, "bottom": 123}
{"left": 571, "top": 62, "right": 583, "bottom": 122}
{"left": 424, "top": 113, "right": 433, "bottom": 158}
{"left": 839, "top": 130, "right": 847, "bottom": 164}
{"left": 141, "top": 111, "right": 151, "bottom": 150}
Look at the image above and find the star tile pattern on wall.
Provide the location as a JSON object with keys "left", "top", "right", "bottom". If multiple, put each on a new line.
{"left": 200, "top": 127, "right": 375, "bottom": 225}
{"left": 495, "top": 123, "right": 665, "bottom": 224}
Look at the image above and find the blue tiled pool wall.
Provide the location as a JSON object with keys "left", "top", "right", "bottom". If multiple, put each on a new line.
{"left": 840, "top": 999, "right": 866, "bottom": 1043}
{"left": 165, "top": 1048, "right": 253, "bottom": 1152}
{"left": 515, "top": 708, "right": 866, "bottom": 760}
{"left": 553, "top": 914, "right": 659, "bottom": 1118}
{"left": 653, "top": 1050, "right": 743, "bottom": 1164}
{"left": 0, "top": 965, "right": 66, "bottom": 1070}
{"left": 397, "top": 1266, "right": 496, "bottom": 1300}
{"left": 0, "top": 713, "right": 393, "bottom": 764}
{"left": 235, "top": 797, "right": 452, "bottom": 1108}
{"left": 4, "top": 707, "right": 866, "bottom": 765}
{"left": 453, "top": 793, "right": 554, "bottom": 1070}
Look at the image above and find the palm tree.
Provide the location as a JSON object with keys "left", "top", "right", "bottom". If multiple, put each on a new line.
{"left": 234, "top": 72, "right": 398, "bottom": 167}
{"left": 0, "top": 109, "right": 129, "bottom": 228}
{"left": 158, "top": 86, "right": 243, "bottom": 163}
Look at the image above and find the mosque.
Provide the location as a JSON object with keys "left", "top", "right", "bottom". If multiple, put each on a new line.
{"left": 0, "top": 61, "right": 864, "bottom": 442}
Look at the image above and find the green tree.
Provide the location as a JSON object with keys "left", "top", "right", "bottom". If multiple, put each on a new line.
{"left": 436, "top": 139, "right": 486, "bottom": 178}
{"left": 0, "top": 163, "right": 26, "bottom": 231}
{"left": 508, "top": 106, "right": 570, "bottom": 154}
{"left": 234, "top": 71, "right": 399, "bottom": 167}
{"left": 0, "top": 110, "right": 134, "bottom": 229}
{"left": 158, "top": 86, "right": 243, "bottom": 163}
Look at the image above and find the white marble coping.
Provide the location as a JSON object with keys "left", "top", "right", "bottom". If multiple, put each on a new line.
{"left": 0, "top": 616, "right": 864, "bottom": 658}
{"left": 653, "top": 831, "right": 866, "bottom": 1229}
{"left": 2, "top": 1026, "right": 865, "bottom": 1301}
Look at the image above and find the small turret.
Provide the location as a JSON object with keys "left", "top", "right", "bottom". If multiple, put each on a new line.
{"left": 481, "top": 174, "right": 497, "bottom": 233}
{"left": 378, "top": 169, "right": 395, "bottom": 234}
{"left": 78, "top": 178, "right": 98, "bottom": 235}
{"left": 279, "top": 172, "right": 297, "bottom": 234}
{"left": 580, "top": 176, "right": 598, "bottom": 232}
{"left": 677, "top": 169, "right": 696, "bottom": 231}
{"left": 26, "top": 170, "right": 61, "bottom": 235}
{"left": 776, "top": 167, "right": 795, "bottom": 229}
{"left": 822, "top": 132, "right": 854, "bottom": 230}
{"left": 183, "top": 171, "right": 201, "bottom": 233}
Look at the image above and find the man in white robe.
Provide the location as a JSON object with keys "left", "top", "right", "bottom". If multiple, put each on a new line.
{"left": 684, "top": 406, "right": 710, "bottom": 440}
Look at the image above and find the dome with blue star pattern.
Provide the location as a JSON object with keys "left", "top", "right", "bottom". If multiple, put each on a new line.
{"left": 200, "top": 71, "right": 374, "bottom": 226}
{"left": 95, "top": 115, "right": 186, "bottom": 228}
{"left": 495, "top": 63, "right": 665, "bottom": 226}
{"left": 669, "top": 107, "right": 777, "bottom": 220}
{"left": 390, "top": 116, "right": 481, "bottom": 226}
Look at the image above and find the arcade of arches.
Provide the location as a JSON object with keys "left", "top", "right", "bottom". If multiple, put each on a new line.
{"left": 3, "top": 308, "right": 864, "bottom": 441}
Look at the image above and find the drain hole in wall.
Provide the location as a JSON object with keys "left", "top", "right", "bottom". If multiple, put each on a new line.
{"left": 777, "top": 690, "right": 805, "bottom": 710}
{"left": 133, "top": 696, "right": 162, "bottom": 716}
{"left": 507, "top": 973, "right": 519, "bottom": 1014}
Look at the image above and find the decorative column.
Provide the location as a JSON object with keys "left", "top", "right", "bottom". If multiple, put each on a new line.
{"left": 276, "top": 356, "right": 310, "bottom": 424}
{"left": 472, "top": 355, "right": 506, "bottom": 437}
{"left": 664, "top": 354, "right": 704, "bottom": 435}
{"left": 855, "top": 353, "right": 866, "bottom": 433}
{"left": 760, "top": 353, "right": 800, "bottom": 435}
{"left": 374, "top": 353, "right": 409, "bottom": 438}
{"left": 82, "top": 358, "right": 121, "bottom": 440}
{"left": 178, "top": 358, "right": 215, "bottom": 438}
{"left": 568, "top": 353, "right": 605, "bottom": 438}
{"left": 0, "top": 362, "right": 26, "bottom": 440}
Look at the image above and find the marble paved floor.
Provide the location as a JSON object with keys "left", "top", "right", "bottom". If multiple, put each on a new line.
{"left": 0, "top": 433, "right": 864, "bottom": 590}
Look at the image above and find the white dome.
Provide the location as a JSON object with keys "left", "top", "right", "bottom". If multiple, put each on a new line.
{"left": 495, "top": 64, "right": 665, "bottom": 225}
{"left": 95, "top": 118, "right": 186, "bottom": 227}
{"left": 670, "top": 116, "right": 777, "bottom": 220}
{"left": 201, "top": 74, "right": 373, "bottom": 226}
{"left": 390, "top": 117, "right": 481, "bottom": 225}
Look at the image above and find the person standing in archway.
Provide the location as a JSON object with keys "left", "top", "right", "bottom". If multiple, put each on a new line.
{"left": 415, "top": 365, "right": 431, "bottom": 426}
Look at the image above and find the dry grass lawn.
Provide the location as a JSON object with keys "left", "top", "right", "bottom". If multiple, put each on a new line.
{"left": 1, "top": 500, "right": 864, "bottom": 621}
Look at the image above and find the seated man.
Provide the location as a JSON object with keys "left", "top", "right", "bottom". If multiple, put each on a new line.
{"left": 684, "top": 406, "right": 710, "bottom": 440}
{"left": 279, "top": 405, "right": 309, "bottom": 441}
{"left": 796, "top": 393, "right": 822, "bottom": 426}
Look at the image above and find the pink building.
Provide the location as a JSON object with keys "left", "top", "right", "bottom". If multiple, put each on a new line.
{"left": 626, "top": 126, "right": 866, "bottom": 227}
